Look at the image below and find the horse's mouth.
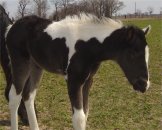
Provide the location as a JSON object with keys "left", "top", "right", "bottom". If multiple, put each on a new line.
{"left": 132, "top": 79, "right": 148, "bottom": 93}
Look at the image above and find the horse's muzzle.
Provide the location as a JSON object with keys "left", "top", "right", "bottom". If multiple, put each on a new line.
{"left": 133, "top": 78, "right": 149, "bottom": 93}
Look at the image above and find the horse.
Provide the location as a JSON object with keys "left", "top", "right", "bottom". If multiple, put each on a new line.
{"left": 4, "top": 14, "right": 151, "bottom": 130}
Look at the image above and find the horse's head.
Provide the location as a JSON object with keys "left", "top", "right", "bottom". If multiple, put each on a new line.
{"left": 117, "top": 25, "right": 151, "bottom": 93}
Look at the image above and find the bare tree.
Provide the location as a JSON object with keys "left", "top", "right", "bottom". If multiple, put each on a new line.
{"left": 98, "top": 0, "right": 105, "bottom": 17}
{"left": 51, "top": 0, "right": 62, "bottom": 20}
{"left": 0, "top": 1, "right": 7, "bottom": 9}
{"left": 0, "top": 1, "right": 11, "bottom": 17}
{"left": 81, "top": 0, "right": 124, "bottom": 18}
{"left": 111, "top": 0, "right": 124, "bottom": 15}
{"left": 17, "top": 0, "right": 30, "bottom": 18}
{"left": 77, "top": 0, "right": 92, "bottom": 14}
{"left": 88, "top": 0, "right": 103, "bottom": 17}
{"left": 104, "top": 0, "right": 124, "bottom": 17}
{"left": 147, "top": 7, "right": 154, "bottom": 15}
{"left": 41, "top": 0, "right": 49, "bottom": 17}
{"left": 50, "top": 0, "right": 125, "bottom": 20}
{"left": 60, "top": 0, "right": 74, "bottom": 16}
{"left": 33, "top": 0, "right": 49, "bottom": 18}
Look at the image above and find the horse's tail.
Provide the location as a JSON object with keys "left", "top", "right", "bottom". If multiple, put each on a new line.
{"left": 0, "top": 12, "right": 13, "bottom": 101}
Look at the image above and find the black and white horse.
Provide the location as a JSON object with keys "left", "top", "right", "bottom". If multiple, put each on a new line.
{"left": 4, "top": 14, "right": 151, "bottom": 130}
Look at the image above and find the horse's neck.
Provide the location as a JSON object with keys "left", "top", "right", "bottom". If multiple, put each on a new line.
{"left": 48, "top": 21, "right": 123, "bottom": 62}
{"left": 98, "top": 30, "right": 125, "bottom": 62}
{"left": 77, "top": 24, "right": 120, "bottom": 43}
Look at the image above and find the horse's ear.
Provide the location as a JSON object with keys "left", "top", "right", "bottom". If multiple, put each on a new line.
{"left": 142, "top": 25, "right": 151, "bottom": 35}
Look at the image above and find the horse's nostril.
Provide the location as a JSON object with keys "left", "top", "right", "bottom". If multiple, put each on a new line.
{"left": 133, "top": 78, "right": 148, "bottom": 93}
{"left": 139, "top": 79, "right": 147, "bottom": 86}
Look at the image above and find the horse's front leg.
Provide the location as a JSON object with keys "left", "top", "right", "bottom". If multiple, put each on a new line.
{"left": 82, "top": 77, "right": 93, "bottom": 121}
{"left": 67, "top": 77, "right": 86, "bottom": 130}
{"left": 82, "top": 63, "right": 100, "bottom": 121}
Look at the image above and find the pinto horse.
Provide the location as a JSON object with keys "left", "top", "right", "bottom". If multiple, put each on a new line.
{"left": 4, "top": 14, "right": 151, "bottom": 130}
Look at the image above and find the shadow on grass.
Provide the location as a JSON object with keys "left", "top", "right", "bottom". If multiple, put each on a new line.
{"left": 0, "top": 120, "right": 10, "bottom": 126}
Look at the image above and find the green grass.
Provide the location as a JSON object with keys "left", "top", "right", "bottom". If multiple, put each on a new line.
{"left": 0, "top": 19, "right": 162, "bottom": 130}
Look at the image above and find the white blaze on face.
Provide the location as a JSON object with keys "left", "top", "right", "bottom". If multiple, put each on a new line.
{"left": 145, "top": 46, "right": 149, "bottom": 67}
{"left": 145, "top": 45, "right": 150, "bottom": 90}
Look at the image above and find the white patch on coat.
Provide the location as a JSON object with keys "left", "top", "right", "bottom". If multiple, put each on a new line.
{"left": 25, "top": 89, "right": 39, "bottom": 130}
{"left": 145, "top": 46, "right": 149, "bottom": 67}
{"left": 44, "top": 14, "right": 123, "bottom": 66}
{"left": 9, "top": 84, "right": 22, "bottom": 130}
{"left": 72, "top": 107, "right": 86, "bottom": 130}
{"left": 145, "top": 45, "right": 150, "bottom": 90}
{"left": 5, "top": 24, "right": 12, "bottom": 39}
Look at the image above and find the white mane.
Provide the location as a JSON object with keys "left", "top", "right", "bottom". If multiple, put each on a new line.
{"left": 60, "top": 13, "right": 123, "bottom": 29}
{"left": 44, "top": 14, "right": 123, "bottom": 64}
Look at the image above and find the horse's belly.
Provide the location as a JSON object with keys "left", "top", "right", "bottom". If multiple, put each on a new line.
{"left": 31, "top": 51, "right": 67, "bottom": 74}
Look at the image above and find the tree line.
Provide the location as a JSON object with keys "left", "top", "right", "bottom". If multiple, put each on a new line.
{"left": 0, "top": 0, "right": 124, "bottom": 20}
{"left": 51, "top": 0, "right": 124, "bottom": 20}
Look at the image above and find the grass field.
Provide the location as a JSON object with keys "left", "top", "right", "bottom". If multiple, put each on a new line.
{"left": 0, "top": 18, "right": 162, "bottom": 130}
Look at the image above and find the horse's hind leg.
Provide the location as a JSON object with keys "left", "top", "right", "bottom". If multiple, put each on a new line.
{"left": 18, "top": 101, "right": 38, "bottom": 126}
{"left": 9, "top": 84, "right": 23, "bottom": 130}
{"left": 18, "top": 80, "right": 39, "bottom": 126}
{"left": 18, "top": 100, "right": 29, "bottom": 125}
{"left": 0, "top": 52, "right": 29, "bottom": 125}
{"left": 23, "top": 63, "right": 42, "bottom": 130}
{"left": 18, "top": 82, "right": 38, "bottom": 126}
{"left": 9, "top": 59, "right": 31, "bottom": 130}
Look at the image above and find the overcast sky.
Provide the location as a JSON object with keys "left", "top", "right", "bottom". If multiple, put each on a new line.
{"left": 120, "top": 0, "right": 162, "bottom": 15}
{"left": 1, "top": 0, "right": 162, "bottom": 18}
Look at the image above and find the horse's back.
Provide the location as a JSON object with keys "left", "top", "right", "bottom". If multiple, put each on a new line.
{"left": 6, "top": 16, "right": 50, "bottom": 58}
{"left": 6, "top": 16, "right": 69, "bottom": 73}
{"left": 6, "top": 15, "right": 51, "bottom": 46}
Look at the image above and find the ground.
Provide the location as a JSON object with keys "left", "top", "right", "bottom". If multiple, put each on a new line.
{"left": 0, "top": 18, "right": 162, "bottom": 130}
